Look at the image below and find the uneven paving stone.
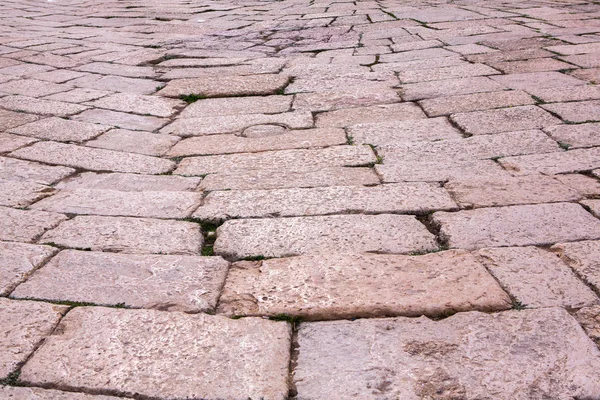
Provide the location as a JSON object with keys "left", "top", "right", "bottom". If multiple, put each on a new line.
{"left": 0, "top": 79, "right": 71, "bottom": 98}
{"left": 570, "top": 68, "right": 600, "bottom": 84}
{"left": 169, "top": 128, "right": 345, "bottom": 156}
{"left": 0, "top": 109, "right": 41, "bottom": 131}
{"left": 397, "top": 63, "right": 499, "bottom": 83}
{"left": 19, "top": 307, "right": 291, "bottom": 400}
{"left": 294, "top": 308, "right": 600, "bottom": 399}
{"left": 545, "top": 123, "right": 600, "bottom": 148}
{"left": 0, "top": 298, "right": 67, "bottom": 380}
{"left": 348, "top": 117, "right": 462, "bottom": 146}
{"left": 315, "top": 103, "right": 425, "bottom": 127}
{"left": 40, "top": 216, "right": 203, "bottom": 254}
{"left": 218, "top": 250, "right": 511, "bottom": 320}
{"left": 0, "top": 206, "right": 67, "bottom": 243}
{"left": 490, "top": 71, "right": 586, "bottom": 91}
{"left": 85, "top": 129, "right": 179, "bottom": 156}
{"left": 10, "top": 142, "right": 174, "bottom": 174}
{"left": 582, "top": 199, "right": 600, "bottom": 218}
{"left": 69, "top": 74, "right": 160, "bottom": 95}
{"left": 418, "top": 90, "right": 535, "bottom": 116}
{"left": 0, "top": 132, "right": 37, "bottom": 153}
{"left": 500, "top": 147, "right": 600, "bottom": 175}
{"left": 0, "top": 179, "right": 55, "bottom": 207}
{"left": 376, "top": 159, "right": 511, "bottom": 182}
{"left": 553, "top": 240, "right": 600, "bottom": 294}
{"left": 8, "top": 117, "right": 111, "bottom": 142}
{"left": 445, "top": 175, "right": 581, "bottom": 208}
{"left": 526, "top": 85, "right": 600, "bottom": 103}
{"left": 56, "top": 172, "right": 201, "bottom": 192}
{"left": 74, "top": 63, "right": 157, "bottom": 79}
{"left": 490, "top": 58, "right": 574, "bottom": 74}
{"left": 12, "top": 250, "right": 229, "bottom": 313}
{"left": 433, "top": 203, "right": 600, "bottom": 250}
{"left": 293, "top": 86, "right": 400, "bottom": 111}
{"left": 86, "top": 93, "right": 184, "bottom": 118}
{"left": 0, "top": 95, "right": 88, "bottom": 117}
{"left": 43, "top": 88, "right": 113, "bottom": 103}
{"left": 0, "top": 387, "right": 126, "bottom": 400}
{"left": 400, "top": 76, "right": 504, "bottom": 101}
{"left": 158, "top": 74, "right": 290, "bottom": 98}
{"left": 175, "top": 145, "right": 375, "bottom": 176}
{"left": 31, "top": 189, "right": 203, "bottom": 219}
{"left": 0, "top": 157, "right": 74, "bottom": 185}
{"left": 214, "top": 214, "right": 437, "bottom": 260}
{"left": 451, "top": 105, "right": 561, "bottom": 135}
{"left": 554, "top": 173, "right": 600, "bottom": 197}
{"left": 0, "top": 242, "right": 57, "bottom": 296}
{"left": 179, "top": 95, "right": 292, "bottom": 118}
{"left": 478, "top": 246, "right": 598, "bottom": 309}
{"left": 574, "top": 306, "right": 600, "bottom": 348}
{"left": 72, "top": 109, "right": 168, "bottom": 131}
{"left": 542, "top": 100, "right": 600, "bottom": 123}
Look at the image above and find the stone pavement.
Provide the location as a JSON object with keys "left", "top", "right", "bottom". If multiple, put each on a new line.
{"left": 1, "top": 0, "right": 600, "bottom": 398}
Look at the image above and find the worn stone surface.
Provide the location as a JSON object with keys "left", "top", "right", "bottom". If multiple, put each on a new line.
{"left": 0, "top": 179, "right": 55, "bottom": 207}
{"left": 315, "top": 103, "right": 425, "bottom": 127}
{"left": 56, "top": 172, "right": 201, "bottom": 192}
{"left": 0, "top": 157, "right": 74, "bottom": 185}
{"left": 500, "top": 147, "right": 600, "bottom": 175}
{"left": 86, "top": 93, "right": 184, "bottom": 118}
{"left": 0, "top": 132, "right": 37, "bottom": 153}
{"left": 377, "top": 159, "right": 511, "bottom": 182}
{"left": 218, "top": 250, "right": 510, "bottom": 320}
{"left": 215, "top": 214, "right": 437, "bottom": 260}
{"left": 553, "top": 240, "right": 600, "bottom": 293}
{"left": 545, "top": 123, "right": 600, "bottom": 149}
{"left": 400, "top": 76, "right": 504, "bottom": 101}
{"left": 179, "top": 95, "right": 292, "bottom": 117}
{"left": 40, "top": 216, "right": 203, "bottom": 254}
{"left": 348, "top": 117, "right": 462, "bottom": 146}
{"left": 20, "top": 307, "right": 291, "bottom": 400}
{"left": 542, "top": 100, "right": 600, "bottom": 123}
{"left": 0, "top": 298, "right": 67, "bottom": 379}
{"left": 574, "top": 306, "right": 600, "bottom": 348}
{"left": 294, "top": 308, "right": 600, "bottom": 399}
{"left": 85, "top": 129, "right": 180, "bottom": 156}
{"left": 158, "top": 74, "right": 290, "bottom": 98}
{"left": 0, "top": 95, "right": 88, "bottom": 117}
{"left": 12, "top": 250, "right": 229, "bottom": 313}
{"left": 72, "top": 109, "right": 168, "bottom": 132}
{"left": 490, "top": 71, "right": 586, "bottom": 91}
{"left": 0, "top": 206, "right": 67, "bottom": 243}
{"left": 0, "top": 242, "right": 58, "bottom": 296}
{"left": 418, "top": 89, "right": 535, "bottom": 116}
{"left": 433, "top": 203, "right": 600, "bottom": 250}
{"left": 0, "top": 109, "right": 41, "bottom": 131}
{"left": 0, "top": 387, "right": 126, "bottom": 400}
{"left": 8, "top": 117, "right": 111, "bottom": 142}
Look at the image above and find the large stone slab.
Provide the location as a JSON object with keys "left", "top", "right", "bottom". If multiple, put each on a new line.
{"left": 400, "top": 76, "right": 504, "bottom": 101}
{"left": 418, "top": 89, "right": 536, "bottom": 116}
{"left": 214, "top": 214, "right": 438, "bottom": 260}
{"left": 490, "top": 71, "right": 586, "bottom": 91}
{"left": 433, "top": 203, "right": 600, "bottom": 250}
{"left": 294, "top": 308, "right": 600, "bottom": 399}
{"left": 8, "top": 117, "right": 111, "bottom": 142}
{"left": 10, "top": 142, "right": 175, "bottom": 174}
{"left": 194, "top": 183, "right": 457, "bottom": 222}
{"left": 553, "top": 240, "right": 600, "bottom": 294}
{"left": 86, "top": 93, "right": 184, "bottom": 118}
{"left": 179, "top": 95, "right": 292, "bottom": 117}
{"left": 315, "top": 103, "right": 425, "bottom": 128}
{"left": 56, "top": 172, "right": 201, "bottom": 192}
{"left": 0, "top": 242, "right": 57, "bottom": 296}
{"left": 0, "top": 298, "right": 67, "bottom": 380}
{"left": 218, "top": 251, "right": 510, "bottom": 320}
{"left": 157, "top": 74, "right": 290, "bottom": 98}
{"left": 19, "top": 307, "right": 291, "bottom": 400}
{"left": 478, "top": 246, "right": 598, "bottom": 309}
{"left": 40, "top": 216, "right": 203, "bottom": 254}
{"left": 72, "top": 109, "right": 168, "bottom": 132}
{"left": 0, "top": 109, "right": 41, "bottom": 131}
{"left": 397, "top": 62, "right": 499, "bottom": 83}
{"left": 376, "top": 159, "right": 511, "bottom": 182}
{"left": 545, "top": 123, "right": 600, "bottom": 149}
{"left": 574, "top": 306, "right": 600, "bottom": 348}
{"left": 85, "top": 129, "right": 180, "bottom": 156}
{"left": 542, "top": 100, "right": 600, "bottom": 123}
{"left": 0, "top": 179, "right": 55, "bottom": 207}
{"left": 0, "top": 157, "right": 74, "bottom": 185}
{"left": 0, "top": 387, "right": 126, "bottom": 400}
{"left": 500, "top": 147, "right": 600, "bottom": 175}
{"left": 0, "top": 132, "right": 37, "bottom": 153}
{"left": 0, "top": 206, "right": 67, "bottom": 243}
{"left": 12, "top": 250, "right": 229, "bottom": 313}
{"left": 0, "top": 95, "right": 88, "bottom": 117}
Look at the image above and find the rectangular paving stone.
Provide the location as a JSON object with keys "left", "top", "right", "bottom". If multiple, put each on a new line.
{"left": 500, "top": 147, "right": 600, "bottom": 175}
{"left": 0, "top": 242, "right": 57, "bottom": 296}
{"left": 0, "top": 78, "right": 71, "bottom": 98}
{"left": 542, "top": 100, "right": 600, "bottom": 123}
{"left": 75, "top": 62, "right": 157, "bottom": 78}
{"left": 0, "top": 206, "right": 67, "bottom": 243}
{"left": 31, "top": 189, "right": 203, "bottom": 219}
{"left": 19, "top": 308, "right": 291, "bottom": 400}
{"left": 86, "top": 93, "right": 184, "bottom": 118}
{"left": 175, "top": 145, "right": 376, "bottom": 176}
{"left": 0, "top": 95, "right": 88, "bottom": 117}
{"left": 478, "top": 246, "right": 598, "bottom": 309}
{"left": 418, "top": 90, "right": 535, "bottom": 116}
{"left": 0, "top": 109, "right": 41, "bottom": 131}
{"left": 85, "top": 129, "right": 179, "bottom": 156}
{"left": 397, "top": 63, "right": 499, "bottom": 83}
{"left": 0, "top": 132, "right": 38, "bottom": 153}
{"left": 0, "top": 179, "right": 55, "bottom": 207}
{"left": 450, "top": 105, "right": 561, "bottom": 135}
{"left": 490, "top": 71, "right": 586, "bottom": 91}
{"left": 69, "top": 74, "right": 160, "bottom": 95}
{"left": 8, "top": 117, "right": 111, "bottom": 142}
{"left": 179, "top": 95, "right": 292, "bottom": 118}
{"left": 10, "top": 142, "right": 175, "bottom": 174}
{"left": 526, "top": 85, "right": 600, "bottom": 103}
{"left": 553, "top": 240, "right": 600, "bottom": 295}
{"left": 545, "top": 123, "right": 600, "bottom": 149}
{"left": 294, "top": 308, "right": 600, "bottom": 399}
{"left": 315, "top": 103, "right": 425, "bottom": 128}
{"left": 168, "top": 128, "right": 346, "bottom": 156}
{"left": 43, "top": 88, "right": 113, "bottom": 103}
{"left": 56, "top": 172, "right": 201, "bottom": 192}
{"left": 376, "top": 159, "right": 511, "bottom": 182}
{"left": 194, "top": 183, "right": 457, "bottom": 222}
{"left": 293, "top": 86, "right": 400, "bottom": 112}
{"left": 214, "top": 214, "right": 438, "bottom": 260}
{"left": 561, "top": 53, "right": 600, "bottom": 68}
{"left": 0, "top": 387, "right": 126, "bottom": 400}
{"left": 491, "top": 58, "right": 574, "bottom": 74}
{"left": 12, "top": 250, "right": 229, "bottom": 313}
{"left": 400, "top": 76, "right": 504, "bottom": 101}
{"left": 574, "top": 306, "right": 600, "bottom": 349}
{"left": 72, "top": 108, "right": 168, "bottom": 131}
{"left": 348, "top": 117, "right": 462, "bottom": 146}
{"left": 445, "top": 175, "right": 581, "bottom": 208}
{"left": 378, "top": 47, "right": 457, "bottom": 63}
{"left": 433, "top": 203, "right": 600, "bottom": 250}
{"left": 218, "top": 251, "right": 510, "bottom": 320}
{"left": 40, "top": 216, "right": 203, "bottom": 254}
{"left": 157, "top": 74, "right": 291, "bottom": 98}
{"left": 0, "top": 298, "right": 67, "bottom": 380}
{"left": 0, "top": 157, "right": 74, "bottom": 184}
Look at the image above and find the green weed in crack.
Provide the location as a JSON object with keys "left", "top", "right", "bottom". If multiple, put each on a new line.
{"left": 0, "top": 370, "right": 21, "bottom": 386}
{"left": 179, "top": 93, "right": 207, "bottom": 104}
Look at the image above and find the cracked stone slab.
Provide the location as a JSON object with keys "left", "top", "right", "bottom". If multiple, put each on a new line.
{"left": 0, "top": 95, "right": 88, "bottom": 117}
{"left": 31, "top": 189, "right": 203, "bottom": 219}
{"left": 0, "top": 387, "right": 127, "bottom": 400}
{"left": 0, "top": 298, "right": 67, "bottom": 380}
{"left": 214, "top": 214, "right": 438, "bottom": 260}
{"left": 0, "top": 179, "right": 55, "bottom": 207}
{"left": 10, "top": 142, "right": 175, "bottom": 174}
{"left": 553, "top": 240, "right": 600, "bottom": 294}
{"left": 500, "top": 147, "right": 600, "bottom": 175}
{"left": 40, "top": 216, "right": 203, "bottom": 254}
{"left": 157, "top": 74, "right": 291, "bottom": 98}
{"left": 194, "top": 183, "right": 457, "bottom": 222}
{"left": 56, "top": 172, "right": 201, "bottom": 192}
{"left": 0, "top": 157, "right": 74, "bottom": 185}
{"left": 86, "top": 93, "right": 184, "bottom": 118}
{"left": 0, "top": 242, "right": 58, "bottom": 296}
{"left": 376, "top": 159, "right": 510, "bottom": 182}
{"left": 8, "top": 117, "right": 111, "bottom": 143}
{"left": 574, "top": 306, "right": 600, "bottom": 348}
{"left": 19, "top": 307, "right": 291, "bottom": 400}
{"left": 478, "top": 246, "right": 598, "bottom": 309}
{"left": 541, "top": 100, "right": 600, "bottom": 123}
{"left": 12, "top": 250, "right": 229, "bottom": 313}
{"left": 315, "top": 103, "right": 425, "bottom": 128}
{"left": 217, "top": 250, "right": 511, "bottom": 320}
{"left": 418, "top": 90, "right": 536, "bottom": 117}
{"left": 433, "top": 203, "right": 600, "bottom": 250}
{"left": 85, "top": 129, "right": 180, "bottom": 156}
{"left": 0, "top": 132, "right": 37, "bottom": 153}
{"left": 0, "top": 206, "right": 67, "bottom": 243}
{"left": 179, "top": 95, "right": 292, "bottom": 118}
{"left": 294, "top": 308, "right": 600, "bottom": 399}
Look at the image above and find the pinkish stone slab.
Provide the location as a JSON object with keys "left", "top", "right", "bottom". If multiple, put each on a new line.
{"left": 0, "top": 242, "right": 57, "bottom": 296}
{"left": 0, "top": 95, "right": 88, "bottom": 117}
{"left": 86, "top": 93, "right": 184, "bottom": 118}
{"left": 490, "top": 71, "right": 586, "bottom": 91}
{"left": 72, "top": 109, "right": 168, "bottom": 131}
{"left": 500, "top": 147, "right": 600, "bottom": 175}
{"left": 158, "top": 74, "right": 290, "bottom": 98}
{"left": 348, "top": 117, "right": 462, "bottom": 146}
{"left": 0, "top": 206, "right": 67, "bottom": 243}
{"left": 8, "top": 117, "right": 111, "bottom": 142}
{"left": 0, "top": 387, "right": 125, "bottom": 400}
{"left": 376, "top": 159, "right": 510, "bottom": 182}
{"left": 545, "top": 123, "right": 600, "bottom": 148}
{"left": 85, "top": 129, "right": 179, "bottom": 156}
{"left": 0, "top": 157, "right": 74, "bottom": 185}
{"left": 179, "top": 95, "right": 292, "bottom": 117}
{"left": 553, "top": 240, "right": 600, "bottom": 294}
{"left": 0, "top": 132, "right": 37, "bottom": 153}
{"left": 56, "top": 172, "right": 200, "bottom": 192}
{"left": 400, "top": 77, "right": 504, "bottom": 101}
{"left": 0, "top": 180, "right": 55, "bottom": 207}
{"left": 542, "top": 100, "right": 600, "bottom": 123}
{"left": 418, "top": 90, "right": 535, "bottom": 116}
{"left": 315, "top": 103, "right": 425, "bottom": 127}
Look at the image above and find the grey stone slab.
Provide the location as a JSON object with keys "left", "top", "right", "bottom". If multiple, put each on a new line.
{"left": 8, "top": 117, "right": 111, "bottom": 142}
{"left": 56, "top": 172, "right": 201, "bottom": 192}
{"left": 0, "top": 241, "right": 57, "bottom": 296}
{"left": 0, "top": 157, "right": 74, "bottom": 185}
{"left": 0, "top": 206, "right": 67, "bottom": 243}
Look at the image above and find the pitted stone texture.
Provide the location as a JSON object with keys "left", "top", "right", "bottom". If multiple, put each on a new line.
{"left": 160, "top": 111, "right": 313, "bottom": 136}
{"left": 0, "top": 79, "right": 71, "bottom": 97}
{"left": 20, "top": 308, "right": 291, "bottom": 400}
{"left": 72, "top": 109, "right": 168, "bottom": 132}
{"left": 400, "top": 77, "right": 504, "bottom": 101}
{"left": 542, "top": 100, "right": 600, "bottom": 123}
{"left": 218, "top": 251, "right": 510, "bottom": 320}
{"left": 0, "top": 180, "right": 55, "bottom": 207}
{"left": 10, "top": 142, "right": 174, "bottom": 174}
{"left": 194, "top": 183, "right": 457, "bottom": 222}
{"left": 69, "top": 75, "right": 160, "bottom": 96}
{"left": 40, "top": 216, "right": 202, "bottom": 254}
{"left": 0, "top": 298, "right": 67, "bottom": 380}
{"left": 0, "top": 133, "right": 37, "bottom": 153}
{"left": 377, "top": 159, "right": 510, "bottom": 182}
{"left": 12, "top": 250, "right": 229, "bottom": 313}
{"left": 294, "top": 308, "right": 600, "bottom": 400}
{"left": 85, "top": 129, "right": 179, "bottom": 156}
{"left": 86, "top": 93, "right": 184, "bottom": 118}
{"left": 200, "top": 167, "right": 380, "bottom": 191}
{"left": 527, "top": 85, "right": 600, "bottom": 103}
{"left": 450, "top": 106, "right": 561, "bottom": 135}
{"left": 445, "top": 175, "right": 581, "bottom": 208}
{"left": 433, "top": 203, "right": 600, "bottom": 250}
{"left": 0, "top": 206, "right": 67, "bottom": 243}
{"left": 0, "top": 95, "right": 88, "bottom": 117}
{"left": 500, "top": 147, "right": 600, "bottom": 175}
{"left": 56, "top": 172, "right": 200, "bottom": 192}
{"left": 214, "top": 214, "right": 437, "bottom": 260}
{"left": 0, "top": 387, "right": 126, "bottom": 400}
{"left": 175, "top": 145, "right": 375, "bottom": 176}
{"left": 158, "top": 74, "right": 290, "bottom": 98}
{"left": 545, "top": 123, "right": 600, "bottom": 149}
{"left": 397, "top": 63, "right": 499, "bottom": 83}
{"left": 0, "top": 157, "right": 74, "bottom": 185}
{"left": 31, "top": 189, "right": 203, "bottom": 219}
{"left": 0, "top": 242, "right": 57, "bottom": 296}
{"left": 418, "top": 90, "right": 535, "bottom": 117}
{"left": 168, "top": 128, "right": 345, "bottom": 156}
{"left": 553, "top": 240, "right": 600, "bottom": 293}
{"left": 574, "top": 306, "right": 600, "bottom": 348}
{"left": 478, "top": 246, "right": 598, "bottom": 309}
{"left": 315, "top": 103, "right": 425, "bottom": 128}
{"left": 8, "top": 117, "right": 111, "bottom": 142}
{"left": 293, "top": 86, "right": 400, "bottom": 112}
{"left": 555, "top": 174, "right": 600, "bottom": 197}
{"left": 348, "top": 117, "right": 462, "bottom": 146}
{"left": 0, "top": 109, "right": 41, "bottom": 131}
{"left": 44, "top": 88, "right": 112, "bottom": 104}
{"left": 490, "top": 71, "right": 586, "bottom": 91}
{"left": 180, "top": 95, "right": 292, "bottom": 117}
